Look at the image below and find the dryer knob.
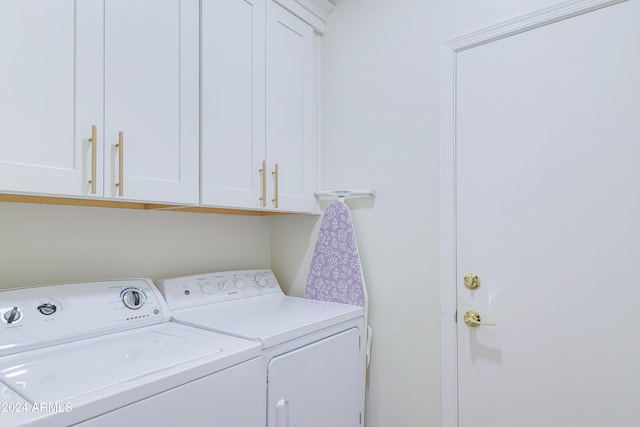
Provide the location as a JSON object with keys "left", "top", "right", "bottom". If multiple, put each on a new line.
{"left": 255, "top": 273, "right": 269, "bottom": 288}
{"left": 200, "top": 283, "right": 215, "bottom": 295}
{"left": 3, "top": 307, "right": 21, "bottom": 324}
{"left": 233, "top": 279, "right": 246, "bottom": 289}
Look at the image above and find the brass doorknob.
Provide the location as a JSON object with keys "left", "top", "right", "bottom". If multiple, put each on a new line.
{"left": 464, "top": 310, "right": 495, "bottom": 327}
{"left": 464, "top": 273, "right": 480, "bottom": 290}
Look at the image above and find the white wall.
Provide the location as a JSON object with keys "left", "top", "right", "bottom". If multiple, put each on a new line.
{"left": 0, "top": 202, "right": 271, "bottom": 288}
{"left": 272, "top": 0, "right": 568, "bottom": 426}
{"left": 274, "top": 1, "right": 440, "bottom": 425}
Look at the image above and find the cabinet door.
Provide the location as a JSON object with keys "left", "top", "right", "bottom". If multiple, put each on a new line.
{"left": 0, "top": 0, "right": 102, "bottom": 197}
{"left": 266, "top": 2, "right": 318, "bottom": 213}
{"left": 104, "top": 0, "right": 198, "bottom": 204}
{"left": 267, "top": 328, "right": 363, "bottom": 427}
{"left": 201, "top": 0, "right": 266, "bottom": 209}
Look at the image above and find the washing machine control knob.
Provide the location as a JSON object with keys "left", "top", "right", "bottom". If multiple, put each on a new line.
{"left": 218, "top": 281, "right": 229, "bottom": 291}
{"left": 255, "top": 273, "right": 269, "bottom": 288}
{"left": 3, "top": 307, "right": 22, "bottom": 324}
{"left": 121, "top": 288, "right": 145, "bottom": 310}
{"left": 233, "top": 279, "right": 246, "bottom": 289}
{"left": 37, "top": 303, "right": 57, "bottom": 316}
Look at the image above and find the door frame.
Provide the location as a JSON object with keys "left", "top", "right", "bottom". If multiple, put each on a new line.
{"left": 439, "top": 1, "right": 626, "bottom": 425}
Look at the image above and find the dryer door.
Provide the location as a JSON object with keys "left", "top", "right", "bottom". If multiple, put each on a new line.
{"left": 267, "top": 328, "right": 363, "bottom": 427}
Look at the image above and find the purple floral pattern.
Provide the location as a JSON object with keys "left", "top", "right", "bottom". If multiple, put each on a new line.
{"left": 305, "top": 201, "right": 365, "bottom": 307}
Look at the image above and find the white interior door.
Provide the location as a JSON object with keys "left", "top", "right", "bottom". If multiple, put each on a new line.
{"left": 451, "top": 1, "right": 640, "bottom": 426}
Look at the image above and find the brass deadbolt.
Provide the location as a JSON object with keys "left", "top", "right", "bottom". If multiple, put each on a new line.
{"left": 464, "top": 273, "right": 480, "bottom": 290}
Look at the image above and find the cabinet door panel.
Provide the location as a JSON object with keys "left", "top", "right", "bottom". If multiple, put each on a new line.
{"left": 267, "top": 329, "right": 363, "bottom": 427}
{"left": 266, "top": 3, "right": 317, "bottom": 212}
{"left": 0, "top": 0, "right": 101, "bottom": 196}
{"left": 104, "top": 0, "right": 198, "bottom": 204}
{"left": 201, "top": 0, "right": 266, "bottom": 208}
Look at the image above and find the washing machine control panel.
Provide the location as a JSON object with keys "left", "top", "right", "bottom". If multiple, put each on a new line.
{"left": 0, "top": 279, "right": 170, "bottom": 357}
{"left": 157, "top": 269, "right": 283, "bottom": 311}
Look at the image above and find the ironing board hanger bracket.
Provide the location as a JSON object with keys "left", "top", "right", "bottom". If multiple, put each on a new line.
{"left": 314, "top": 189, "right": 376, "bottom": 202}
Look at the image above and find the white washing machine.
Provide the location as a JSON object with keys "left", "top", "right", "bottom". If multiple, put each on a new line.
{"left": 0, "top": 278, "right": 263, "bottom": 427}
{"left": 157, "top": 269, "right": 366, "bottom": 427}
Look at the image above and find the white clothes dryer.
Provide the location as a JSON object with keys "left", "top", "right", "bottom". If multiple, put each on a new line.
{"left": 0, "top": 278, "right": 262, "bottom": 427}
{"left": 157, "top": 269, "right": 366, "bottom": 427}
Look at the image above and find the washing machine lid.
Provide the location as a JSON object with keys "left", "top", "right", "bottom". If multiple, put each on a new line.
{"left": 0, "top": 322, "right": 259, "bottom": 423}
{"left": 171, "top": 293, "right": 364, "bottom": 348}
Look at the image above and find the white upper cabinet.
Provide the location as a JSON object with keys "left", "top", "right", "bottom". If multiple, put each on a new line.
{"left": 201, "top": 0, "right": 318, "bottom": 213}
{"left": 201, "top": 0, "right": 266, "bottom": 209}
{"left": 1, "top": 0, "right": 321, "bottom": 212}
{"left": 0, "top": 0, "right": 102, "bottom": 197}
{"left": 266, "top": 1, "right": 317, "bottom": 213}
{"left": 103, "top": 0, "right": 199, "bottom": 204}
{"left": 0, "top": 0, "right": 198, "bottom": 204}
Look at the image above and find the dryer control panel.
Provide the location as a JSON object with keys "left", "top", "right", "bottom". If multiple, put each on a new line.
{"left": 0, "top": 279, "right": 170, "bottom": 357}
{"left": 158, "top": 269, "right": 282, "bottom": 311}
